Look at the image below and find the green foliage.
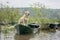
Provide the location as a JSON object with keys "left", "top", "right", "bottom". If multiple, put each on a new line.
{"left": 30, "top": 3, "right": 48, "bottom": 24}
{"left": 29, "top": 3, "right": 58, "bottom": 24}
{"left": 0, "top": 4, "right": 20, "bottom": 24}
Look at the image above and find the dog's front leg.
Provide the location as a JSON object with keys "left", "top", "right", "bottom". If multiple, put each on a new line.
{"left": 23, "top": 20, "right": 26, "bottom": 25}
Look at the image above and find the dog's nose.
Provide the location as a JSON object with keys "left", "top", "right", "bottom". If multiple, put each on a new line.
{"left": 28, "top": 14, "right": 30, "bottom": 15}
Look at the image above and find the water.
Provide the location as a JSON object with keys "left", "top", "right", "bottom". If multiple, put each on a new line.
{"left": 0, "top": 30, "right": 60, "bottom": 40}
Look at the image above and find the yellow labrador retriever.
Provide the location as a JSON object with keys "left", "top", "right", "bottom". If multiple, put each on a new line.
{"left": 18, "top": 11, "right": 30, "bottom": 25}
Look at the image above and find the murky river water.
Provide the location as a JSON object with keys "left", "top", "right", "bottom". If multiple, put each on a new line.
{"left": 0, "top": 30, "right": 60, "bottom": 40}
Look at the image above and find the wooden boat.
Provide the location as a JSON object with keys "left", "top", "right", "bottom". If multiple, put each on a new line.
{"left": 15, "top": 23, "right": 40, "bottom": 35}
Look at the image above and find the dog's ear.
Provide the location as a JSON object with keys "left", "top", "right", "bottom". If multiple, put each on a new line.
{"left": 25, "top": 11, "right": 30, "bottom": 13}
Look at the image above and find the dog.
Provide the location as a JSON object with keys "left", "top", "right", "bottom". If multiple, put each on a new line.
{"left": 18, "top": 11, "right": 30, "bottom": 25}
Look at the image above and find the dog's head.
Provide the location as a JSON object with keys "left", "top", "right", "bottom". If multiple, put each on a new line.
{"left": 25, "top": 11, "right": 30, "bottom": 16}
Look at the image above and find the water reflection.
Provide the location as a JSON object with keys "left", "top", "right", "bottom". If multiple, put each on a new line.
{"left": 1, "top": 30, "right": 60, "bottom": 40}
{"left": 14, "top": 34, "right": 32, "bottom": 40}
